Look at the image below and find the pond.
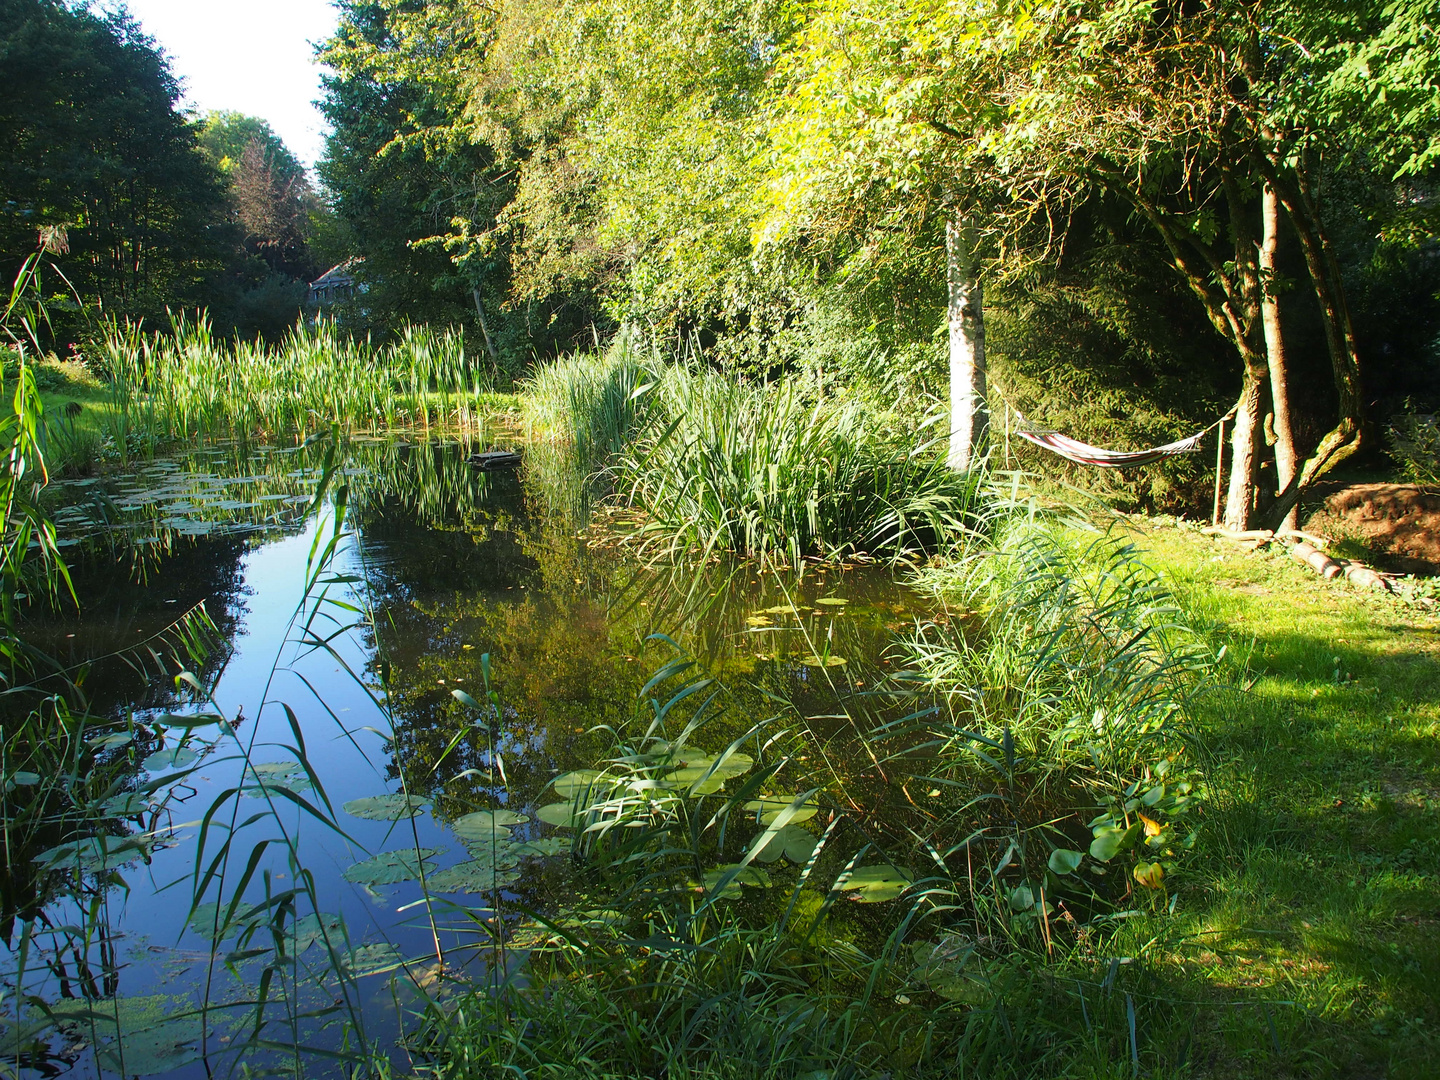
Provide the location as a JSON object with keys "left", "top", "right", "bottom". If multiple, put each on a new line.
{"left": 3, "top": 434, "right": 937, "bottom": 1078}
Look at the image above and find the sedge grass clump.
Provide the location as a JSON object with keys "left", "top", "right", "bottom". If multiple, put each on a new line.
{"left": 889, "top": 518, "right": 1213, "bottom": 921}
{"left": 520, "top": 335, "right": 659, "bottom": 472}
{"left": 622, "top": 365, "right": 982, "bottom": 567}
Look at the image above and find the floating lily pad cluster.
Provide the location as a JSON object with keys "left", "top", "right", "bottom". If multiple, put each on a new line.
{"left": 538, "top": 750, "right": 756, "bottom": 829}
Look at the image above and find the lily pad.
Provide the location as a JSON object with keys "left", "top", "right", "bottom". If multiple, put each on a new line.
{"left": 289, "top": 912, "right": 345, "bottom": 954}
{"left": 242, "top": 762, "right": 313, "bottom": 798}
{"left": 702, "top": 864, "right": 772, "bottom": 899}
{"left": 743, "top": 797, "right": 818, "bottom": 826}
{"left": 1047, "top": 848, "right": 1085, "bottom": 876}
{"left": 426, "top": 862, "right": 521, "bottom": 894}
{"left": 451, "top": 809, "right": 528, "bottom": 840}
{"left": 552, "top": 770, "right": 616, "bottom": 798}
{"left": 343, "top": 794, "right": 429, "bottom": 821}
{"left": 841, "top": 864, "right": 913, "bottom": 903}
{"left": 103, "top": 793, "right": 152, "bottom": 817}
{"left": 536, "top": 801, "right": 583, "bottom": 828}
{"left": 515, "top": 836, "right": 570, "bottom": 858}
{"left": 799, "top": 655, "right": 847, "bottom": 668}
{"left": 48, "top": 995, "right": 206, "bottom": 1077}
{"left": 751, "top": 824, "right": 818, "bottom": 865}
{"left": 35, "top": 835, "right": 153, "bottom": 873}
{"left": 187, "top": 901, "right": 265, "bottom": 943}
{"left": 815, "top": 597, "right": 849, "bottom": 606}
{"left": 342, "top": 848, "right": 441, "bottom": 886}
{"left": 343, "top": 943, "right": 404, "bottom": 977}
{"left": 143, "top": 745, "right": 198, "bottom": 771}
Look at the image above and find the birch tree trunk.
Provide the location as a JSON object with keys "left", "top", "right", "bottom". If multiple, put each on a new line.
{"left": 1260, "top": 184, "right": 1298, "bottom": 530}
{"left": 946, "top": 216, "right": 987, "bottom": 472}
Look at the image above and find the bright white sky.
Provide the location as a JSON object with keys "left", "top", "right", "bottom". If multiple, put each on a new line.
{"left": 119, "top": 0, "right": 341, "bottom": 171}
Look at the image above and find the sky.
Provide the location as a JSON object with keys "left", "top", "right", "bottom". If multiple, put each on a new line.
{"left": 121, "top": 0, "right": 341, "bottom": 171}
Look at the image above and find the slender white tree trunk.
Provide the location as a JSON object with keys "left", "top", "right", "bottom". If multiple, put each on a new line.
{"left": 946, "top": 216, "right": 987, "bottom": 471}
{"left": 473, "top": 286, "right": 498, "bottom": 361}
{"left": 1260, "top": 184, "right": 1298, "bottom": 530}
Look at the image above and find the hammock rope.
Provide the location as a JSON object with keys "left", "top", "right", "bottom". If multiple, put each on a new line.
{"left": 999, "top": 400, "right": 1237, "bottom": 470}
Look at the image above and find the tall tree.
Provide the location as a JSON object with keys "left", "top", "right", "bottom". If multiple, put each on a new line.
{"left": 0, "top": 0, "right": 230, "bottom": 330}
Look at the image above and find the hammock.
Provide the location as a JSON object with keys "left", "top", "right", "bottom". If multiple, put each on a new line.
{"left": 1015, "top": 427, "right": 1207, "bottom": 469}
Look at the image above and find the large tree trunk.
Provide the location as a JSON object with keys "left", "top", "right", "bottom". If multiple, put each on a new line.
{"left": 1224, "top": 367, "right": 1268, "bottom": 530}
{"left": 1259, "top": 160, "right": 1365, "bottom": 527}
{"left": 1260, "top": 184, "right": 1298, "bottom": 531}
{"left": 946, "top": 215, "right": 987, "bottom": 472}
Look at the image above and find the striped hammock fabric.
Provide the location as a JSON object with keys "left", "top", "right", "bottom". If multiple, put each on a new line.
{"left": 1015, "top": 428, "right": 1207, "bottom": 469}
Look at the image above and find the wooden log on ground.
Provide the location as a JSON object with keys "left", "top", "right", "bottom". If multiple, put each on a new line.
{"left": 1342, "top": 563, "right": 1393, "bottom": 592}
{"left": 1291, "top": 541, "right": 1343, "bottom": 579}
{"left": 1276, "top": 527, "right": 1330, "bottom": 548}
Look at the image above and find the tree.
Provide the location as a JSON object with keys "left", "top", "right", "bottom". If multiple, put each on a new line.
{"left": 0, "top": 0, "right": 230, "bottom": 331}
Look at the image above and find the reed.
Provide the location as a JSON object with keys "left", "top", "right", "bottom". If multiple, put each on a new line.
{"left": 522, "top": 343, "right": 985, "bottom": 566}
{"left": 91, "top": 315, "right": 495, "bottom": 455}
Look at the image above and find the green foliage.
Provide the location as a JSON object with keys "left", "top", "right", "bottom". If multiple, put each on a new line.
{"left": 523, "top": 339, "right": 985, "bottom": 566}
{"left": 91, "top": 316, "right": 495, "bottom": 451}
{"left": 0, "top": 0, "right": 231, "bottom": 333}
{"left": 1387, "top": 401, "right": 1440, "bottom": 485}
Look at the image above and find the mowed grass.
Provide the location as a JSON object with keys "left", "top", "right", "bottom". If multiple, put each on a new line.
{"left": 1120, "top": 520, "right": 1440, "bottom": 1077}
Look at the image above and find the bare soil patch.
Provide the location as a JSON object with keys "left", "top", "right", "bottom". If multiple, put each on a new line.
{"left": 1303, "top": 482, "right": 1440, "bottom": 575}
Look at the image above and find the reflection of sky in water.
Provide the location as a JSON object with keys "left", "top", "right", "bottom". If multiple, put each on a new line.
{"left": 8, "top": 442, "right": 930, "bottom": 1077}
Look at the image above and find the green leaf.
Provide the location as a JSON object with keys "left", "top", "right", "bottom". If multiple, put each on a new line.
{"left": 289, "top": 912, "right": 344, "bottom": 953}
{"left": 743, "top": 796, "right": 817, "bottom": 825}
{"left": 426, "top": 862, "right": 521, "bottom": 893}
{"left": 552, "top": 770, "right": 614, "bottom": 797}
{"left": 815, "top": 597, "right": 848, "bottom": 606}
{"left": 342, "top": 848, "right": 440, "bottom": 886}
{"left": 752, "top": 824, "right": 817, "bottom": 865}
{"left": 515, "top": 836, "right": 570, "bottom": 858}
{"left": 343, "top": 943, "right": 404, "bottom": 977}
{"left": 451, "top": 809, "right": 527, "bottom": 839}
{"left": 841, "top": 865, "right": 912, "bottom": 903}
{"left": 536, "top": 801, "right": 582, "bottom": 827}
{"left": 342, "top": 794, "right": 429, "bottom": 821}
{"left": 702, "top": 864, "right": 772, "bottom": 898}
{"left": 143, "top": 745, "right": 198, "bottom": 771}
{"left": 1048, "top": 848, "right": 1085, "bottom": 875}
{"left": 1089, "top": 823, "right": 1139, "bottom": 862}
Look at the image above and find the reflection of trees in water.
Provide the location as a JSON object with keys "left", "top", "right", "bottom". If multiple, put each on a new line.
{"left": 12, "top": 534, "right": 250, "bottom": 722}
{"left": 361, "top": 456, "right": 930, "bottom": 823}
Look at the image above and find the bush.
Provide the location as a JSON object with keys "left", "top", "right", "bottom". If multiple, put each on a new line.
{"left": 1387, "top": 401, "right": 1440, "bottom": 485}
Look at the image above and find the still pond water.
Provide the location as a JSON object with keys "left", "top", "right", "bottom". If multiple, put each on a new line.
{"left": 5, "top": 435, "right": 934, "bottom": 1078}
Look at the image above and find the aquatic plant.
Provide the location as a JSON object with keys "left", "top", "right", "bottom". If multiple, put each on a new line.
{"left": 90, "top": 315, "right": 495, "bottom": 455}
{"left": 523, "top": 342, "right": 986, "bottom": 566}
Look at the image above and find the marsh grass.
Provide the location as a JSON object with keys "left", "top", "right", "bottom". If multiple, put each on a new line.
{"left": 92, "top": 316, "right": 496, "bottom": 458}
{"left": 523, "top": 341, "right": 986, "bottom": 567}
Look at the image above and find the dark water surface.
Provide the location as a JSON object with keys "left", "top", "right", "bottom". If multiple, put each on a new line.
{"left": 4, "top": 437, "right": 933, "bottom": 1078}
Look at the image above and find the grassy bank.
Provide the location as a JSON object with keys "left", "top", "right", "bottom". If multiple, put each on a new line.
{"left": 1128, "top": 521, "right": 1440, "bottom": 1076}
{"left": 408, "top": 517, "right": 1438, "bottom": 1080}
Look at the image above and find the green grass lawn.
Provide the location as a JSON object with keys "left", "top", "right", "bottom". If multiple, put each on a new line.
{"left": 1110, "top": 520, "right": 1440, "bottom": 1078}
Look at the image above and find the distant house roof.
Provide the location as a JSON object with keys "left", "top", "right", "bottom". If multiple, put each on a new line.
{"left": 307, "top": 259, "right": 363, "bottom": 306}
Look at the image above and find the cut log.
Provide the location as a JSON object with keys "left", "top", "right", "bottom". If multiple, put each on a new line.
{"left": 1276, "top": 527, "right": 1330, "bottom": 548}
{"left": 1342, "top": 563, "right": 1393, "bottom": 592}
{"left": 1291, "top": 541, "right": 1343, "bottom": 579}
